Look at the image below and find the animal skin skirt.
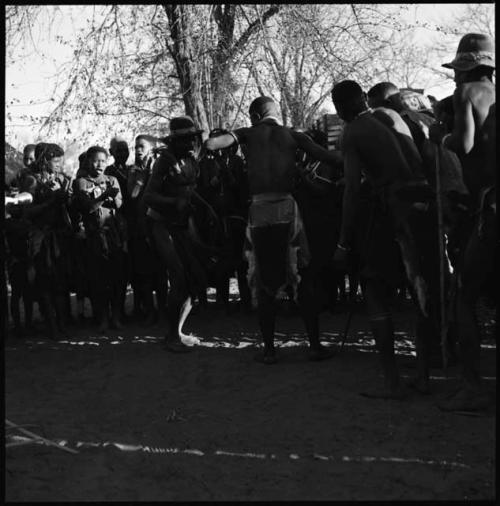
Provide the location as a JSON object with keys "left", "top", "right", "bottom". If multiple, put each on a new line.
{"left": 244, "top": 193, "right": 310, "bottom": 307}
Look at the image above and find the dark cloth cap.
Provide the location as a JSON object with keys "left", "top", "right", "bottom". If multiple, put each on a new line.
{"left": 165, "top": 116, "right": 203, "bottom": 139}
{"left": 442, "top": 33, "right": 495, "bottom": 71}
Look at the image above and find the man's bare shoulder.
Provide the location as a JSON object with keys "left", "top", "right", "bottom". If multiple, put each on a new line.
{"left": 373, "top": 107, "right": 412, "bottom": 135}
{"left": 239, "top": 122, "right": 294, "bottom": 146}
{"left": 454, "top": 81, "right": 495, "bottom": 103}
{"left": 373, "top": 107, "right": 403, "bottom": 123}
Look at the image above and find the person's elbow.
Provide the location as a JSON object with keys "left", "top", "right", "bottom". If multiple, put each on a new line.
{"left": 458, "top": 136, "right": 474, "bottom": 156}
{"left": 206, "top": 135, "right": 234, "bottom": 151}
{"left": 205, "top": 138, "right": 218, "bottom": 151}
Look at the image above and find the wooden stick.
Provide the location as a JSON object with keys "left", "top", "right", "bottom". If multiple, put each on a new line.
{"left": 6, "top": 440, "right": 37, "bottom": 448}
{"left": 5, "top": 420, "right": 79, "bottom": 454}
{"left": 434, "top": 145, "right": 449, "bottom": 373}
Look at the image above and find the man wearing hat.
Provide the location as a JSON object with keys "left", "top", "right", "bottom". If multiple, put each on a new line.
{"left": 367, "top": 81, "right": 468, "bottom": 373}
{"left": 143, "top": 116, "right": 206, "bottom": 352}
{"left": 429, "top": 33, "right": 496, "bottom": 411}
{"left": 204, "top": 97, "right": 343, "bottom": 364}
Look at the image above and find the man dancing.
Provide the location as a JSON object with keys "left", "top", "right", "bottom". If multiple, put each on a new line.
{"left": 143, "top": 116, "right": 207, "bottom": 352}
{"left": 204, "top": 97, "right": 343, "bottom": 364}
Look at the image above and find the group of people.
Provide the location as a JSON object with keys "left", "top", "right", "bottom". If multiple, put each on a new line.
{"left": 5, "top": 128, "right": 252, "bottom": 337}
{"left": 5, "top": 33, "right": 495, "bottom": 411}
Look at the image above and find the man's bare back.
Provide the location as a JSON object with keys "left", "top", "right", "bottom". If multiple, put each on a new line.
{"left": 453, "top": 80, "right": 495, "bottom": 190}
{"left": 230, "top": 121, "right": 299, "bottom": 194}
{"left": 204, "top": 97, "right": 339, "bottom": 364}
{"left": 343, "top": 111, "right": 416, "bottom": 188}
{"left": 205, "top": 120, "right": 341, "bottom": 195}
{"left": 371, "top": 107, "right": 426, "bottom": 181}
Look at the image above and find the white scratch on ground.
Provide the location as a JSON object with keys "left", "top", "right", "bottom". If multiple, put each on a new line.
{"left": 47, "top": 440, "right": 471, "bottom": 469}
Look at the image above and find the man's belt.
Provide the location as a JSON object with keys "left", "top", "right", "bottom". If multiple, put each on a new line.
{"left": 251, "top": 192, "right": 294, "bottom": 203}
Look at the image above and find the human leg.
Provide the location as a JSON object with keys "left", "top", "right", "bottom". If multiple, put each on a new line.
{"left": 439, "top": 213, "right": 494, "bottom": 411}
{"left": 298, "top": 266, "right": 333, "bottom": 361}
{"left": 10, "top": 285, "right": 22, "bottom": 336}
{"left": 22, "top": 286, "right": 35, "bottom": 332}
{"left": 361, "top": 279, "right": 406, "bottom": 399}
{"left": 151, "top": 222, "right": 191, "bottom": 352}
{"left": 255, "top": 288, "right": 278, "bottom": 364}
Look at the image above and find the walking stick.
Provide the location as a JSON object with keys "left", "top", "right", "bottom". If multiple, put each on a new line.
{"left": 334, "top": 197, "right": 376, "bottom": 355}
{"left": 434, "top": 144, "right": 449, "bottom": 372}
{"left": 336, "top": 304, "right": 354, "bottom": 354}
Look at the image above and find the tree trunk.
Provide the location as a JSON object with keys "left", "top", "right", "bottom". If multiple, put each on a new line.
{"left": 211, "top": 4, "right": 235, "bottom": 128}
{"left": 211, "top": 4, "right": 281, "bottom": 127}
{"left": 163, "top": 4, "right": 210, "bottom": 135}
{"left": 164, "top": 4, "right": 280, "bottom": 132}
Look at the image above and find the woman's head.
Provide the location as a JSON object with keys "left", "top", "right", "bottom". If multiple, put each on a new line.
{"left": 86, "top": 146, "right": 108, "bottom": 176}
{"left": 34, "top": 142, "right": 65, "bottom": 172}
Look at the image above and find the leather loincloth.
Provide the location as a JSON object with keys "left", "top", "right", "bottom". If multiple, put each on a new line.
{"left": 244, "top": 193, "right": 310, "bottom": 306}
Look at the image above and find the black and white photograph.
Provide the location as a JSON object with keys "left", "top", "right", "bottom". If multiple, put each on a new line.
{"left": 4, "top": 3, "right": 496, "bottom": 501}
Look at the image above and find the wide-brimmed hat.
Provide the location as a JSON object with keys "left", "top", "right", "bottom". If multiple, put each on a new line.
{"left": 164, "top": 116, "right": 203, "bottom": 139}
{"left": 442, "top": 33, "right": 495, "bottom": 71}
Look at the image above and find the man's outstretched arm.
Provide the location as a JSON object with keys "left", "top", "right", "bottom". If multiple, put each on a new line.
{"left": 291, "top": 131, "right": 343, "bottom": 168}
{"left": 205, "top": 132, "right": 239, "bottom": 151}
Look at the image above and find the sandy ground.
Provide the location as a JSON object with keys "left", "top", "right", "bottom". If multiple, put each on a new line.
{"left": 4, "top": 288, "right": 496, "bottom": 501}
